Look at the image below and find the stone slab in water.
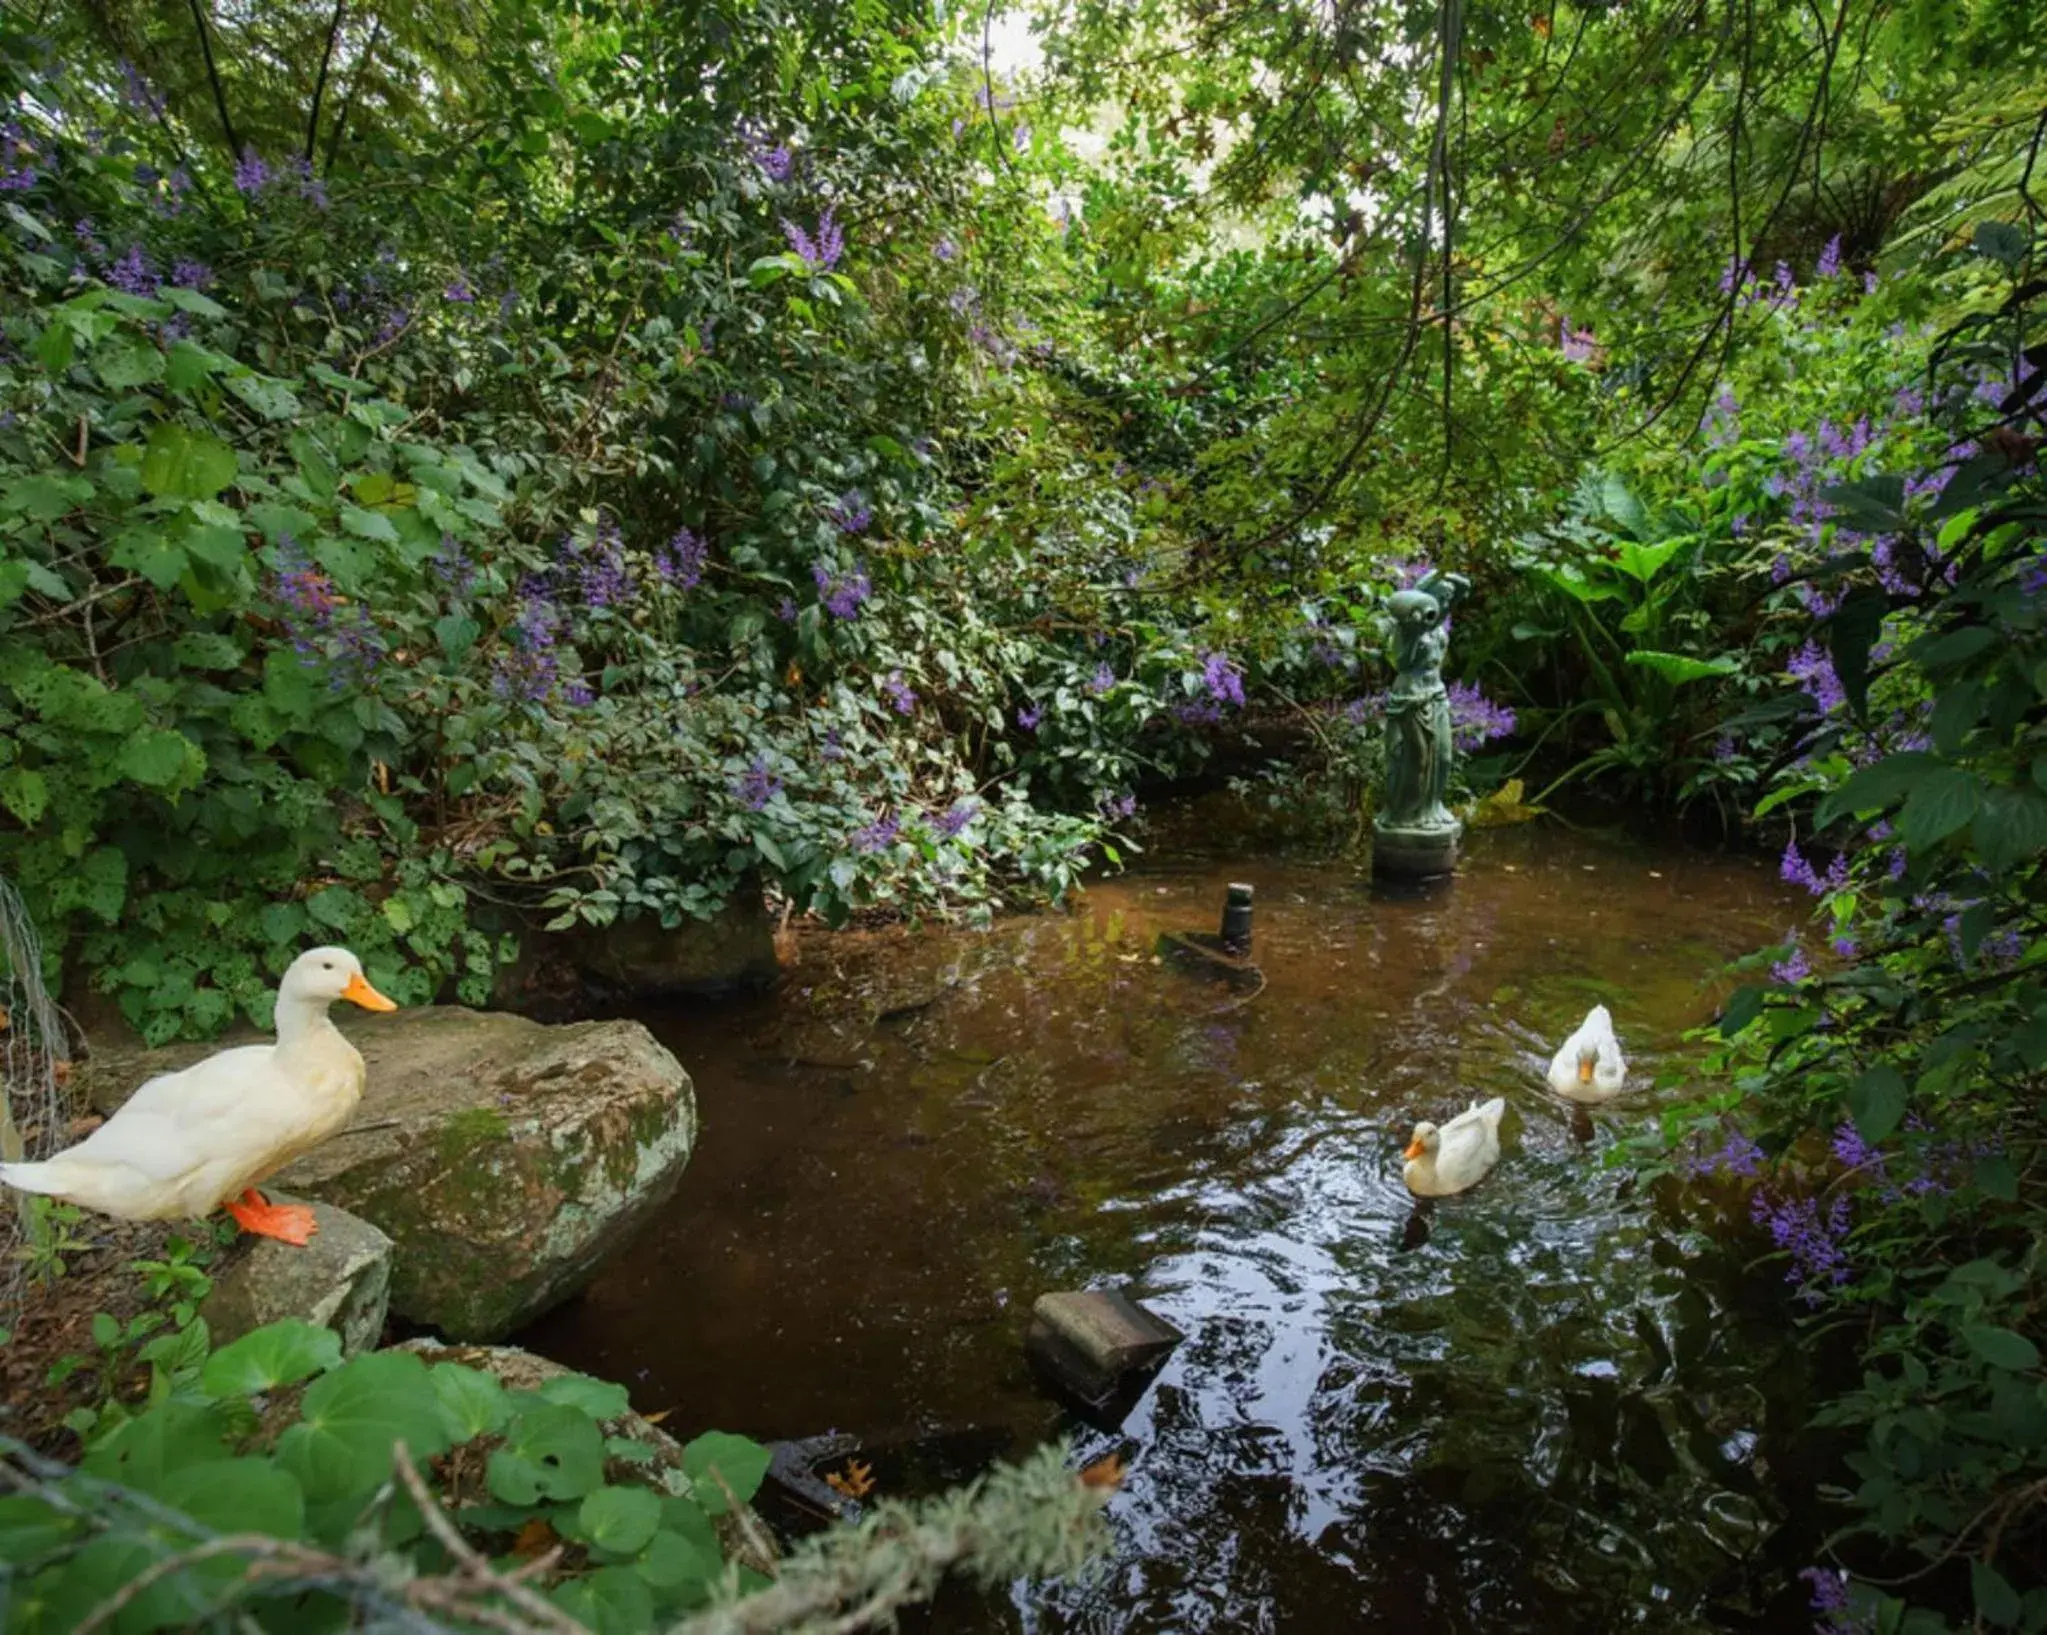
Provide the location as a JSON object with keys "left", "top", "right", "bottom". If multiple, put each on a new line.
{"left": 1155, "top": 931, "right": 1262, "bottom": 989}
{"left": 83, "top": 1006, "right": 696, "bottom": 1341}
{"left": 1026, "top": 1288, "right": 1183, "bottom": 1426}
{"left": 201, "top": 1193, "right": 391, "bottom": 1358}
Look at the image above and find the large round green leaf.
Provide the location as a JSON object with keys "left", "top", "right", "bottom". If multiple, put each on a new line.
{"left": 276, "top": 1352, "right": 448, "bottom": 1502}
{"left": 680, "top": 1432, "right": 770, "bottom": 1512}
{"left": 486, "top": 1402, "right": 606, "bottom": 1505}
{"left": 577, "top": 1485, "right": 662, "bottom": 1558}
{"left": 200, "top": 1320, "right": 343, "bottom": 1400}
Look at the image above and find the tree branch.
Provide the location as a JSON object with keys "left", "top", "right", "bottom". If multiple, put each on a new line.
{"left": 184, "top": 0, "right": 240, "bottom": 158}
{"left": 305, "top": 0, "right": 348, "bottom": 164}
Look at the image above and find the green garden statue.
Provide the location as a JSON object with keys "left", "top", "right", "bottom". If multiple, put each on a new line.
{"left": 1373, "top": 570, "right": 1470, "bottom": 879}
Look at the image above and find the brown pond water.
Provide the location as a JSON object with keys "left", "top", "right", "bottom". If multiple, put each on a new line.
{"left": 521, "top": 804, "right": 1826, "bottom": 1633}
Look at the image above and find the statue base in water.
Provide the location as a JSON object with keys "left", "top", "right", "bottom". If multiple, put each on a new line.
{"left": 1372, "top": 818, "right": 1461, "bottom": 880}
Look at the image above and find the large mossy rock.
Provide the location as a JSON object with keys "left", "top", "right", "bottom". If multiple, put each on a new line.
{"left": 202, "top": 1194, "right": 392, "bottom": 1357}
{"left": 84, "top": 1007, "right": 696, "bottom": 1341}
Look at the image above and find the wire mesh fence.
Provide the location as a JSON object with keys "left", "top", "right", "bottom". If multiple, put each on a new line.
{"left": 0, "top": 876, "right": 72, "bottom": 1332}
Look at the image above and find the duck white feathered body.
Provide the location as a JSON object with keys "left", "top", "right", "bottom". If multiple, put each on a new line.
{"left": 0, "top": 948, "right": 393, "bottom": 1231}
{"left": 1547, "top": 1004, "right": 1626, "bottom": 1103}
{"left": 1403, "top": 1097, "right": 1507, "bottom": 1197}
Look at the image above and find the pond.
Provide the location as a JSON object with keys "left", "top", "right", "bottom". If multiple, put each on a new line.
{"left": 521, "top": 804, "right": 1827, "bottom": 1632}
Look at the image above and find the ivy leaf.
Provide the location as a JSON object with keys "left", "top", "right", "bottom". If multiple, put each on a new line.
{"left": 140, "top": 424, "right": 238, "bottom": 500}
{"left": 341, "top": 505, "right": 400, "bottom": 544}
{"left": 275, "top": 1351, "right": 448, "bottom": 1501}
{"left": 201, "top": 1319, "right": 343, "bottom": 1399}
{"left": 1962, "top": 1327, "right": 2040, "bottom": 1372}
{"left": 577, "top": 1485, "right": 662, "bottom": 1556}
{"left": 487, "top": 1402, "right": 606, "bottom": 1504}
{"left": 1847, "top": 1066, "right": 1907, "bottom": 1144}
{"left": 681, "top": 1432, "right": 770, "bottom": 1512}
{"left": 539, "top": 1373, "right": 632, "bottom": 1420}
{"left": 157, "top": 1458, "right": 306, "bottom": 1540}
{"left": 431, "top": 1363, "right": 512, "bottom": 1443}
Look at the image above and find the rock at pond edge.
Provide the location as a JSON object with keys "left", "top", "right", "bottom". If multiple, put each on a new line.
{"left": 81, "top": 1007, "right": 697, "bottom": 1342}
{"left": 201, "top": 1194, "right": 392, "bottom": 1358}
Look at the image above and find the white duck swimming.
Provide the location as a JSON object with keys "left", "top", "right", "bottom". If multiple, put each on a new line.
{"left": 1402, "top": 1098, "right": 1507, "bottom": 1197}
{"left": 0, "top": 947, "right": 395, "bottom": 1245}
{"left": 1546, "top": 1004, "right": 1627, "bottom": 1103}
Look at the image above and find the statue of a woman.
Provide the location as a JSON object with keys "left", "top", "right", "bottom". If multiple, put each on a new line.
{"left": 1374, "top": 570, "right": 1469, "bottom": 874}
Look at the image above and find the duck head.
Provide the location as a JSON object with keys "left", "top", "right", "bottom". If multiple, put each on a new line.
{"left": 283, "top": 947, "right": 397, "bottom": 1012}
{"left": 1403, "top": 1122, "right": 1440, "bottom": 1161}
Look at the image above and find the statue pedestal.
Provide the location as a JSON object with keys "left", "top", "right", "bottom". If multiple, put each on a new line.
{"left": 1372, "top": 817, "right": 1461, "bottom": 880}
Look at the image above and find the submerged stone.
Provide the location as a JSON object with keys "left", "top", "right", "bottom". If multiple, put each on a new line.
{"left": 1025, "top": 1287, "right": 1183, "bottom": 1427}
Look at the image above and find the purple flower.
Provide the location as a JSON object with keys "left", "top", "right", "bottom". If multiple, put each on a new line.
{"left": 493, "top": 579, "right": 564, "bottom": 702}
{"left": 1830, "top": 1122, "right": 1882, "bottom": 1173}
{"left": 120, "top": 59, "right": 166, "bottom": 118}
{"left": 105, "top": 244, "right": 155, "bottom": 297}
{"left": 1100, "top": 792, "right": 1138, "bottom": 822}
{"left": 1560, "top": 318, "right": 1596, "bottom": 363}
{"left": 373, "top": 305, "right": 411, "bottom": 347}
{"left": 933, "top": 235, "right": 959, "bottom": 262}
{"left": 812, "top": 559, "right": 872, "bottom": 619}
{"left": 936, "top": 799, "right": 978, "bottom": 838}
{"left": 1017, "top": 703, "right": 1042, "bottom": 731}
{"left": 429, "top": 533, "right": 476, "bottom": 598}
{"left": 851, "top": 811, "right": 901, "bottom": 853}
{"left": 739, "top": 120, "right": 793, "bottom": 181}
{"left": 656, "top": 527, "right": 707, "bottom": 589}
{"left": 1686, "top": 1130, "right": 1766, "bottom": 1180}
{"left": 826, "top": 491, "right": 873, "bottom": 534}
{"left": 73, "top": 218, "right": 105, "bottom": 260}
{"left": 775, "top": 597, "right": 798, "bottom": 623}
{"left": 0, "top": 120, "right": 38, "bottom": 192}
{"left": 1446, "top": 682, "right": 1516, "bottom": 751}
{"left": 233, "top": 148, "right": 271, "bottom": 196}
{"left": 783, "top": 207, "right": 845, "bottom": 273}
{"left": 1780, "top": 841, "right": 1849, "bottom": 896}
{"left": 1816, "top": 235, "right": 1843, "bottom": 279}
{"left": 286, "top": 155, "right": 329, "bottom": 209}
{"left": 444, "top": 275, "right": 475, "bottom": 304}
{"left": 734, "top": 758, "right": 783, "bottom": 811}
{"left": 882, "top": 670, "right": 917, "bottom": 714}
{"left": 169, "top": 258, "right": 211, "bottom": 291}
{"left": 1199, "top": 650, "right": 1245, "bottom": 708}
{"left": 1771, "top": 946, "right": 1813, "bottom": 985}
{"left": 1713, "top": 734, "right": 1740, "bottom": 763}
{"left": 1013, "top": 122, "right": 1033, "bottom": 153}
{"left": 1787, "top": 642, "right": 1845, "bottom": 715}
{"left": 1750, "top": 1188, "right": 1853, "bottom": 1301}
{"left": 1089, "top": 662, "right": 1115, "bottom": 694}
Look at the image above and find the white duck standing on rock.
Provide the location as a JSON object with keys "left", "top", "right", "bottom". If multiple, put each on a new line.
{"left": 1402, "top": 1098, "right": 1507, "bottom": 1197}
{"left": 1547, "top": 1004, "right": 1627, "bottom": 1103}
{"left": 0, "top": 947, "right": 396, "bottom": 1246}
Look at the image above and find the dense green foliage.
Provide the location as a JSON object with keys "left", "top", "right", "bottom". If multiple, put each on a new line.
{"left": 4, "top": 0, "right": 2047, "bottom": 1627}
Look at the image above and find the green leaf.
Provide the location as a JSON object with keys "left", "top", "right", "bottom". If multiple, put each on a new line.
{"left": 201, "top": 1319, "right": 343, "bottom": 1399}
{"left": 1830, "top": 585, "right": 1890, "bottom": 719}
{"left": 1600, "top": 472, "right": 1646, "bottom": 538}
{"left": 306, "top": 885, "right": 365, "bottom": 931}
{"left": 430, "top": 1363, "right": 512, "bottom": 1442}
{"left": 1931, "top": 680, "right": 1984, "bottom": 755}
{"left": 96, "top": 342, "right": 165, "bottom": 391}
{"left": 225, "top": 371, "right": 302, "bottom": 421}
{"left": 1974, "top": 1560, "right": 2024, "bottom": 1627}
{"left": 578, "top": 1485, "right": 662, "bottom": 1556}
{"left": 0, "top": 1495, "right": 77, "bottom": 1560}
{"left": 157, "top": 1457, "right": 306, "bottom": 1540}
{"left": 1821, "top": 475, "right": 1906, "bottom": 532}
{"left": 0, "top": 767, "right": 49, "bottom": 826}
{"left": 115, "top": 726, "right": 201, "bottom": 790}
{"left": 1897, "top": 767, "right": 1983, "bottom": 850}
{"left": 4, "top": 473, "right": 93, "bottom": 520}
{"left": 1816, "top": 752, "right": 1940, "bottom": 826}
{"left": 82, "top": 1402, "right": 229, "bottom": 1493}
{"left": 487, "top": 1401, "right": 606, "bottom": 1504}
{"left": 341, "top": 505, "right": 400, "bottom": 544}
{"left": 275, "top": 1351, "right": 448, "bottom": 1501}
{"left": 637, "top": 1525, "right": 721, "bottom": 1594}
{"left": 681, "top": 1431, "right": 770, "bottom": 1512}
{"left": 173, "top": 632, "right": 244, "bottom": 670}
{"left": 1973, "top": 787, "right": 2047, "bottom": 874}
{"left": 435, "top": 614, "right": 480, "bottom": 662}
{"left": 552, "top": 1565, "right": 656, "bottom": 1635}
{"left": 1624, "top": 650, "right": 1736, "bottom": 685}
{"left": 1972, "top": 220, "right": 2030, "bottom": 270}
{"left": 140, "top": 424, "right": 238, "bottom": 500}
{"left": 1963, "top": 1327, "right": 2041, "bottom": 1372}
{"left": 539, "top": 1373, "right": 632, "bottom": 1420}
{"left": 1847, "top": 1067, "right": 1907, "bottom": 1144}
{"left": 160, "top": 284, "right": 228, "bottom": 319}
{"left": 1718, "top": 984, "right": 1765, "bottom": 1038}
{"left": 165, "top": 340, "right": 223, "bottom": 390}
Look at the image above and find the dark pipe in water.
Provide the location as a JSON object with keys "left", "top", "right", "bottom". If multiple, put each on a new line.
{"left": 1219, "top": 882, "right": 1254, "bottom": 956}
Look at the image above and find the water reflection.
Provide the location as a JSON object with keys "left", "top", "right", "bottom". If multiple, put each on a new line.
{"left": 520, "top": 809, "right": 1812, "bottom": 1632}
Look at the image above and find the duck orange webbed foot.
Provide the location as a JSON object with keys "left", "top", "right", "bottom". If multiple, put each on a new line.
{"left": 224, "top": 1189, "right": 319, "bottom": 1247}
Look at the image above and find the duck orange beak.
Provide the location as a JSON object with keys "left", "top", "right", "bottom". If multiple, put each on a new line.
{"left": 1403, "top": 1138, "right": 1426, "bottom": 1160}
{"left": 1578, "top": 1054, "right": 1596, "bottom": 1084}
{"left": 341, "top": 973, "right": 397, "bottom": 1012}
